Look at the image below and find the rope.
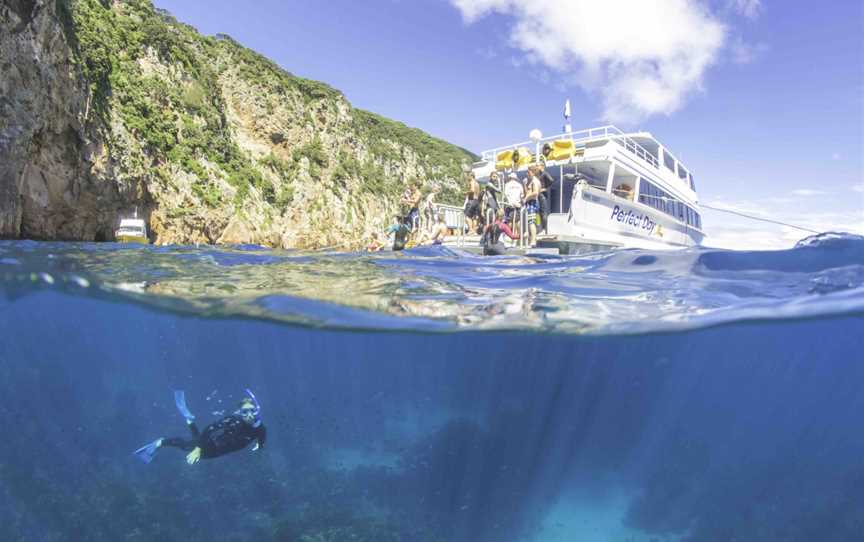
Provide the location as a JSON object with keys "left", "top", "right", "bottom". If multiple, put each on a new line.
{"left": 699, "top": 204, "right": 820, "bottom": 234}
{"left": 636, "top": 192, "right": 820, "bottom": 234}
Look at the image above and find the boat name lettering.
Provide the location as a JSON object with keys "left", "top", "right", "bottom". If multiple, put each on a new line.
{"left": 610, "top": 205, "right": 656, "bottom": 234}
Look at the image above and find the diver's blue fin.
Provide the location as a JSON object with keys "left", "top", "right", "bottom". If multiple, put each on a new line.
{"left": 174, "top": 390, "right": 195, "bottom": 423}
{"left": 133, "top": 438, "right": 163, "bottom": 464}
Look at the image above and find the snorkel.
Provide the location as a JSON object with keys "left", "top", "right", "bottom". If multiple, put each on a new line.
{"left": 237, "top": 388, "right": 262, "bottom": 427}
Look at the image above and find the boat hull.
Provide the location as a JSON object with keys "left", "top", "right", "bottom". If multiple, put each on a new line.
{"left": 116, "top": 235, "right": 149, "bottom": 244}
{"left": 548, "top": 184, "right": 704, "bottom": 250}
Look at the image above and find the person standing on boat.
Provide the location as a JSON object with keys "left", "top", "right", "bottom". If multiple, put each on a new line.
{"left": 134, "top": 390, "right": 266, "bottom": 465}
{"left": 463, "top": 172, "right": 481, "bottom": 234}
{"left": 422, "top": 186, "right": 438, "bottom": 233}
{"left": 481, "top": 171, "right": 502, "bottom": 228}
{"left": 536, "top": 162, "right": 554, "bottom": 231}
{"left": 523, "top": 167, "right": 542, "bottom": 247}
{"left": 400, "top": 181, "right": 423, "bottom": 238}
{"left": 503, "top": 172, "right": 524, "bottom": 236}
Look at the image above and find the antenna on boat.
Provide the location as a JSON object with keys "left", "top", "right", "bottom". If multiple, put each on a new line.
{"left": 133, "top": 206, "right": 138, "bottom": 219}
{"left": 563, "top": 99, "right": 572, "bottom": 133}
{"left": 530, "top": 129, "right": 543, "bottom": 163}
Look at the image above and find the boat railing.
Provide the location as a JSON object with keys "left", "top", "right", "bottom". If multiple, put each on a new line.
{"left": 480, "top": 125, "right": 659, "bottom": 170}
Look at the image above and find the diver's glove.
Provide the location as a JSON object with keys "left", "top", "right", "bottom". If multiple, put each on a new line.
{"left": 186, "top": 447, "right": 202, "bottom": 465}
{"left": 252, "top": 441, "right": 260, "bottom": 452}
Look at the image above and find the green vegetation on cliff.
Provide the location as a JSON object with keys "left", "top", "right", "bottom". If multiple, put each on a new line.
{"left": 59, "top": 0, "right": 474, "bottom": 247}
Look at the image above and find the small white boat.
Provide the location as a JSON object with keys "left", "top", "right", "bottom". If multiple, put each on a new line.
{"left": 115, "top": 210, "right": 149, "bottom": 244}
{"left": 472, "top": 125, "right": 705, "bottom": 251}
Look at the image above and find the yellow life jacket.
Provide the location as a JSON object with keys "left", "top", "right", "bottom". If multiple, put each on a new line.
{"left": 545, "top": 139, "right": 578, "bottom": 161}
{"left": 495, "top": 149, "right": 514, "bottom": 170}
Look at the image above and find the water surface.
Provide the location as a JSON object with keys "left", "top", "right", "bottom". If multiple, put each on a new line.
{"left": 1, "top": 234, "right": 862, "bottom": 541}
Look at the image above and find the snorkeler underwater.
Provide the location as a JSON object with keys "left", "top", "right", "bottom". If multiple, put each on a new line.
{"left": 134, "top": 390, "right": 266, "bottom": 465}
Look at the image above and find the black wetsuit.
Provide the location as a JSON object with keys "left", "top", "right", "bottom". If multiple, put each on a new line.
{"left": 164, "top": 415, "right": 266, "bottom": 459}
{"left": 481, "top": 223, "right": 507, "bottom": 256}
{"left": 538, "top": 170, "right": 554, "bottom": 230}
{"left": 392, "top": 224, "right": 409, "bottom": 251}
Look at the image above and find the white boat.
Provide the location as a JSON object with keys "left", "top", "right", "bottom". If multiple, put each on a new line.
{"left": 114, "top": 210, "right": 149, "bottom": 244}
{"left": 471, "top": 125, "right": 705, "bottom": 251}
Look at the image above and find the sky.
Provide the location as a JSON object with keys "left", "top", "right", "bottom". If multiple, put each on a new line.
{"left": 153, "top": 0, "right": 863, "bottom": 250}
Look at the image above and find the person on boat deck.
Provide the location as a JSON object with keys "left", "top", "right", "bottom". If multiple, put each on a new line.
{"left": 480, "top": 172, "right": 502, "bottom": 227}
{"left": 422, "top": 186, "right": 438, "bottom": 232}
{"left": 523, "top": 166, "right": 542, "bottom": 247}
{"left": 536, "top": 162, "right": 554, "bottom": 231}
{"left": 134, "top": 390, "right": 266, "bottom": 466}
{"left": 390, "top": 218, "right": 410, "bottom": 251}
{"left": 463, "top": 172, "right": 481, "bottom": 234}
{"left": 614, "top": 183, "right": 634, "bottom": 201}
{"left": 400, "top": 181, "right": 423, "bottom": 233}
{"left": 481, "top": 208, "right": 520, "bottom": 256}
{"left": 503, "top": 172, "right": 524, "bottom": 235}
{"left": 428, "top": 212, "right": 449, "bottom": 245}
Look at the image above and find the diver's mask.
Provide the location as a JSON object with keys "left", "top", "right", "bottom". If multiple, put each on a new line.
{"left": 235, "top": 389, "right": 262, "bottom": 427}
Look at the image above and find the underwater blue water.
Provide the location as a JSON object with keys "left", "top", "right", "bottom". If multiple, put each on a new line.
{"left": 0, "top": 234, "right": 863, "bottom": 541}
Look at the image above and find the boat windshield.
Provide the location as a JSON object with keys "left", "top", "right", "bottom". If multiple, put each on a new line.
{"left": 118, "top": 227, "right": 145, "bottom": 236}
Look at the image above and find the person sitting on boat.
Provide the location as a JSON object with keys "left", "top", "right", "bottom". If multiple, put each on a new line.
{"left": 428, "top": 211, "right": 449, "bottom": 245}
{"left": 614, "top": 183, "right": 634, "bottom": 201}
{"left": 503, "top": 172, "right": 524, "bottom": 232}
{"left": 523, "top": 167, "right": 542, "bottom": 247}
{"left": 463, "top": 172, "right": 481, "bottom": 234}
{"left": 481, "top": 208, "right": 520, "bottom": 256}
{"left": 134, "top": 390, "right": 266, "bottom": 465}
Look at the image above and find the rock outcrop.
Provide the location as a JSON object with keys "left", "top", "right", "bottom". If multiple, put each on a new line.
{"left": 0, "top": 0, "right": 474, "bottom": 248}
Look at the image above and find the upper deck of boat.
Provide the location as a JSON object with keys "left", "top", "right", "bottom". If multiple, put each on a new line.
{"left": 478, "top": 125, "right": 698, "bottom": 203}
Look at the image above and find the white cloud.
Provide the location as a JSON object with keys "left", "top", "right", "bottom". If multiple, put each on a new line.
{"left": 730, "top": 36, "right": 767, "bottom": 64}
{"left": 832, "top": 152, "right": 841, "bottom": 160}
{"left": 790, "top": 189, "right": 828, "bottom": 197}
{"left": 450, "top": 0, "right": 726, "bottom": 124}
{"left": 729, "top": 0, "right": 762, "bottom": 19}
{"left": 853, "top": 183, "right": 864, "bottom": 193}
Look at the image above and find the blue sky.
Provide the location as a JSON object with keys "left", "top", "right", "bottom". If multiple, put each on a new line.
{"left": 153, "top": 0, "right": 863, "bottom": 249}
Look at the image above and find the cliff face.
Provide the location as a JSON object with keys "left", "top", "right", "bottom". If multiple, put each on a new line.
{"left": 0, "top": 0, "right": 474, "bottom": 248}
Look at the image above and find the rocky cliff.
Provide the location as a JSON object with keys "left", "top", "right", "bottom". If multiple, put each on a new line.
{"left": 0, "top": 0, "right": 475, "bottom": 248}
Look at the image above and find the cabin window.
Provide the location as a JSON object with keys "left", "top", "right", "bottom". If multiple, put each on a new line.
{"left": 678, "top": 165, "right": 688, "bottom": 180}
{"left": 611, "top": 168, "right": 638, "bottom": 201}
{"left": 689, "top": 173, "right": 696, "bottom": 191}
{"left": 663, "top": 152, "right": 675, "bottom": 172}
{"left": 641, "top": 179, "right": 692, "bottom": 222}
{"left": 638, "top": 180, "right": 657, "bottom": 209}
{"left": 583, "top": 174, "right": 607, "bottom": 191}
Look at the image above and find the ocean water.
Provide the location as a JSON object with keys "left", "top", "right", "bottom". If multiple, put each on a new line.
{"left": 0, "top": 234, "right": 862, "bottom": 541}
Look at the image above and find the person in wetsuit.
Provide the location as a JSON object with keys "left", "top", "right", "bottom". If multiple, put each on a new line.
{"left": 481, "top": 208, "right": 520, "bottom": 255}
{"left": 134, "top": 390, "right": 266, "bottom": 465}
{"left": 536, "top": 162, "right": 555, "bottom": 231}
{"left": 391, "top": 221, "right": 410, "bottom": 251}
